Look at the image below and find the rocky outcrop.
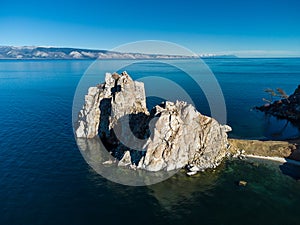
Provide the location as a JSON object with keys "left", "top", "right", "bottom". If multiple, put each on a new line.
{"left": 228, "top": 139, "right": 296, "bottom": 158}
{"left": 256, "top": 85, "right": 300, "bottom": 121}
{"left": 75, "top": 71, "right": 147, "bottom": 138}
{"left": 75, "top": 72, "right": 231, "bottom": 173}
{"left": 228, "top": 138, "right": 300, "bottom": 162}
{"left": 137, "top": 101, "right": 231, "bottom": 171}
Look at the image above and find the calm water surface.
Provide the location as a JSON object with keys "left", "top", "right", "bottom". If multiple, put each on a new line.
{"left": 1, "top": 59, "right": 300, "bottom": 225}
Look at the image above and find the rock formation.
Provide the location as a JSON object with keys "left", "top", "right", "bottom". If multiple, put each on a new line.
{"left": 228, "top": 138, "right": 300, "bottom": 162}
{"left": 256, "top": 85, "right": 300, "bottom": 121}
{"left": 75, "top": 71, "right": 231, "bottom": 173}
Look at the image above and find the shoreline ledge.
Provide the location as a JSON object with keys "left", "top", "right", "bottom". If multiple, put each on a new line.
{"left": 228, "top": 138, "right": 300, "bottom": 164}
{"left": 245, "top": 154, "right": 300, "bottom": 166}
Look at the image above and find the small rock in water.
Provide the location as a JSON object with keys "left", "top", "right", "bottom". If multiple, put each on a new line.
{"left": 238, "top": 180, "right": 247, "bottom": 186}
{"left": 189, "top": 165, "right": 200, "bottom": 172}
{"left": 187, "top": 171, "right": 198, "bottom": 176}
{"left": 118, "top": 151, "right": 132, "bottom": 167}
{"left": 238, "top": 155, "right": 246, "bottom": 160}
{"left": 102, "top": 159, "right": 115, "bottom": 165}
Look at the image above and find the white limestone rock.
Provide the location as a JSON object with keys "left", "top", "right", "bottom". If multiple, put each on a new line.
{"left": 118, "top": 151, "right": 132, "bottom": 167}
{"left": 139, "top": 101, "right": 229, "bottom": 172}
{"left": 75, "top": 72, "right": 231, "bottom": 172}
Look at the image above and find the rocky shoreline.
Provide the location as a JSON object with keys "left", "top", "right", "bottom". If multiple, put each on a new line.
{"left": 75, "top": 72, "right": 300, "bottom": 177}
{"left": 256, "top": 85, "right": 300, "bottom": 122}
{"left": 228, "top": 138, "right": 300, "bottom": 162}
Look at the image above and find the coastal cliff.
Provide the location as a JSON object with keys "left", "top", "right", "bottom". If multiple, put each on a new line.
{"left": 75, "top": 72, "right": 231, "bottom": 172}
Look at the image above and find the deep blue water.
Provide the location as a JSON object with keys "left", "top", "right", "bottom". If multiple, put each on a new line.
{"left": 1, "top": 59, "right": 300, "bottom": 225}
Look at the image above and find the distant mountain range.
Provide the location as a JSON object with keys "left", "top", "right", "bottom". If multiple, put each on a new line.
{"left": 0, "top": 46, "right": 237, "bottom": 59}
{"left": 199, "top": 54, "right": 238, "bottom": 58}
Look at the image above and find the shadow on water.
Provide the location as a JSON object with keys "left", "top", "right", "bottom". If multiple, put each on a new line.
{"left": 262, "top": 115, "right": 300, "bottom": 140}
{"left": 147, "top": 165, "right": 224, "bottom": 210}
{"left": 279, "top": 163, "right": 300, "bottom": 180}
{"left": 148, "top": 158, "right": 300, "bottom": 212}
{"left": 147, "top": 159, "right": 300, "bottom": 217}
{"left": 76, "top": 137, "right": 177, "bottom": 186}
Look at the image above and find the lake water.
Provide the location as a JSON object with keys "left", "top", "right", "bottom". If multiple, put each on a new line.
{"left": 1, "top": 58, "right": 300, "bottom": 225}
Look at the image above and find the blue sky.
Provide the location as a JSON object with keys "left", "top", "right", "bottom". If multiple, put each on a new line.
{"left": 0, "top": 0, "right": 300, "bottom": 57}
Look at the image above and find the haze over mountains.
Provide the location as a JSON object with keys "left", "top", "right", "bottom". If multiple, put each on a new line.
{"left": 0, "top": 46, "right": 237, "bottom": 59}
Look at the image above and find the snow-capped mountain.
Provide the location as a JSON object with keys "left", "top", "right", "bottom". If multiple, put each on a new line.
{"left": 0, "top": 46, "right": 197, "bottom": 59}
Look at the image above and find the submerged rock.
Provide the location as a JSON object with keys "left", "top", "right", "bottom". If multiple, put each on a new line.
{"left": 238, "top": 180, "right": 247, "bottom": 186}
{"left": 75, "top": 72, "right": 231, "bottom": 172}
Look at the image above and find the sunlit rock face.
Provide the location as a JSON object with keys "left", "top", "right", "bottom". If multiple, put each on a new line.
{"left": 75, "top": 72, "right": 231, "bottom": 172}
{"left": 75, "top": 71, "right": 147, "bottom": 139}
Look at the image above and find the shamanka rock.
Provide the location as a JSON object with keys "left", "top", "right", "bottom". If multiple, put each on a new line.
{"left": 75, "top": 72, "right": 231, "bottom": 172}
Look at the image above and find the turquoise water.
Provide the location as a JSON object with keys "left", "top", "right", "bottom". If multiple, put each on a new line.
{"left": 1, "top": 59, "right": 300, "bottom": 225}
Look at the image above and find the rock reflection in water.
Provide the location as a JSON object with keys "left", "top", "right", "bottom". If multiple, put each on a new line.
{"left": 76, "top": 137, "right": 178, "bottom": 186}
{"left": 148, "top": 165, "right": 224, "bottom": 209}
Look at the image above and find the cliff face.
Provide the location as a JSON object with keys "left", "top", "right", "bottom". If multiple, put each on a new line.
{"left": 75, "top": 72, "right": 231, "bottom": 172}
{"left": 139, "top": 101, "right": 231, "bottom": 171}
{"left": 76, "top": 71, "right": 147, "bottom": 139}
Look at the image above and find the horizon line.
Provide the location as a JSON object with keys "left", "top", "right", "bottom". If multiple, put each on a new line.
{"left": 1, "top": 45, "right": 300, "bottom": 58}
